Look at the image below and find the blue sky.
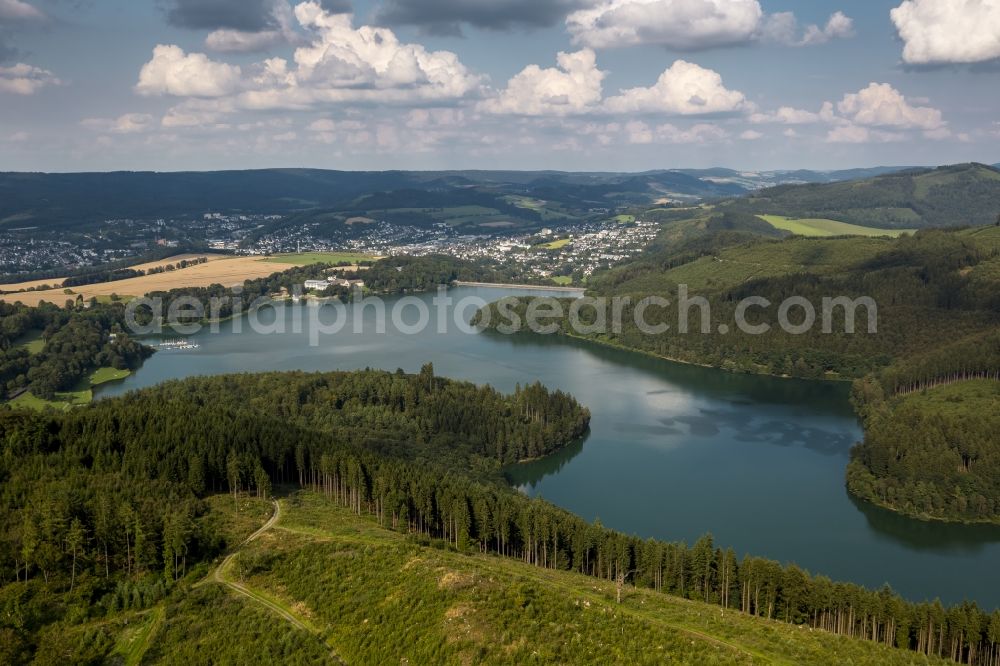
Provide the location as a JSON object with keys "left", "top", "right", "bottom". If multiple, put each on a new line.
{"left": 0, "top": 0, "right": 998, "bottom": 172}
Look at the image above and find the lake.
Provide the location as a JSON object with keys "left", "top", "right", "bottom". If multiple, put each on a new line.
{"left": 99, "top": 287, "right": 1000, "bottom": 609}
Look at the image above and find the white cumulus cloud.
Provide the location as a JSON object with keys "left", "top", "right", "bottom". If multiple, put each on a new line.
{"left": 762, "top": 11, "right": 854, "bottom": 46}
{"left": 288, "top": 3, "right": 479, "bottom": 100}
{"left": 481, "top": 53, "right": 745, "bottom": 118}
{"left": 805, "top": 11, "right": 855, "bottom": 45}
{"left": 136, "top": 45, "right": 243, "bottom": 97}
{"left": 0, "top": 63, "right": 59, "bottom": 95}
{"left": 752, "top": 82, "right": 948, "bottom": 144}
{"left": 140, "top": 3, "right": 482, "bottom": 116}
{"left": 604, "top": 59, "right": 746, "bottom": 115}
{"left": 227, "top": 3, "right": 481, "bottom": 108}
{"left": 748, "top": 106, "right": 820, "bottom": 124}
{"left": 836, "top": 82, "right": 945, "bottom": 130}
{"left": 0, "top": 0, "right": 45, "bottom": 21}
{"left": 567, "top": 0, "right": 763, "bottom": 50}
{"left": 566, "top": 0, "right": 853, "bottom": 51}
{"left": 478, "top": 49, "right": 605, "bottom": 116}
{"left": 891, "top": 0, "right": 1000, "bottom": 65}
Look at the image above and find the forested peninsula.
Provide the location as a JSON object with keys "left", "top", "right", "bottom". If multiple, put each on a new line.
{"left": 0, "top": 301, "right": 150, "bottom": 403}
{"left": 0, "top": 367, "right": 589, "bottom": 660}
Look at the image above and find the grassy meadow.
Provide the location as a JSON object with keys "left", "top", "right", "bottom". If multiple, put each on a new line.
{"left": 536, "top": 238, "right": 572, "bottom": 250}
{"left": 897, "top": 379, "right": 1000, "bottom": 419}
{"left": 758, "top": 215, "right": 915, "bottom": 238}
{"left": 7, "top": 366, "right": 131, "bottom": 411}
{"left": 171, "top": 491, "right": 949, "bottom": 665}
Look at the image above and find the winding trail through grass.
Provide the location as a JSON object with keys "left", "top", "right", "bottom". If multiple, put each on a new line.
{"left": 213, "top": 499, "right": 343, "bottom": 663}
{"left": 123, "top": 605, "right": 165, "bottom": 666}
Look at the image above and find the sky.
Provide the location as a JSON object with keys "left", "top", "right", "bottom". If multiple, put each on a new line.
{"left": 0, "top": 0, "right": 998, "bottom": 172}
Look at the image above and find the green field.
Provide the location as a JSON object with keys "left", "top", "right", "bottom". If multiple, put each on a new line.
{"left": 93, "top": 294, "right": 134, "bottom": 304}
{"left": 759, "top": 215, "right": 915, "bottom": 238}
{"left": 264, "top": 252, "right": 376, "bottom": 265}
{"left": 551, "top": 275, "right": 573, "bottom": 285}
{"left": 9, "top": 388, "right": 92, "bottom": 411}
{"left": 90, "top": 366, "right": 132, "bottom": 386}
{"left": 613, "top": 214, "right": 636, "bottom": 223}
{"left": 896, "top": 379, "right": 1000, "bottom": 419}
{"left": 505, "top": 196, "right": 576, "bottom": 221}
{"left": 7, "top": 366, "right": 131, "bottom": 411}
{"left": 537, "top": 238, "right": 572, "bottom": 250}
{"left": 507, "top": 195, "right": 545, "bottom": 210}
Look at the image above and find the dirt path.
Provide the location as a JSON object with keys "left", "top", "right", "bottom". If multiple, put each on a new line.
{"left": 271, "top": 516, "right": 773, "bottom": 664}
{"left": 123, "top": 605, "right": 166, "bottom": 666}
{"left": 212, "top": 500, "right": 343, "bottom": 663}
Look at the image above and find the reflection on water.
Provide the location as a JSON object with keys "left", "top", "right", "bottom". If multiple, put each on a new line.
{"left": 487, "top": 329, "right": 858, "bottom": 418}
{"left": 100, "top": 289, "right": 1000, "bottom": 609}
{"left": 850, "top": 495, "right": 1000, "bottom": 555}
{"left": 506, "top": 435, "right": 587, "bottom": 493}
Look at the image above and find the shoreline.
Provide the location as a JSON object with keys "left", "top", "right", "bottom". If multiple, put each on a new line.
{"left": 846, "top": 486, "right": 1000, "bottom": 527}
{"left": 494, "top": 325, "right": 855, "bottom": 384}
{"left": 453, "top": 281, "right": 584, "bottom": 293}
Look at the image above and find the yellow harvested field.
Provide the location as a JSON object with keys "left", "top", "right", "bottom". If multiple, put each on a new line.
{"left": 1, "top": 256, "right": 302, "bottom": 307}
{"left": 123, "top": 253, "right": 229, "bottom": 273}
{"left": 0, "top": 253, "right": 230, "bottom": 293}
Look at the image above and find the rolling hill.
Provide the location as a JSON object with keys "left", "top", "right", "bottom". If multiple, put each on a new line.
{"left": 730, "top": 163, "right": 1000, "bottom": 229}
{"left": 147, "top": 492, "right": 949, "bottom": 665}
{"left": 0, "top": 165, "right": 940, "bottom": 234}
{"left": 677, "top": 165, "right": 917, "bottom": 191}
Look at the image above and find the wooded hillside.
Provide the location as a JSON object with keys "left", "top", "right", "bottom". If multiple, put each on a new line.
{"left": 731, "top": 163, "right": 1000, "bottom": 229}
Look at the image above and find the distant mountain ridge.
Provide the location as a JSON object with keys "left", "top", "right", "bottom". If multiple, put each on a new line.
{"left": 0, "top": 169, "right": 749, "bottom": 230}
{"left": 0, "top": 163, "right": 995, "bottom": 231}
